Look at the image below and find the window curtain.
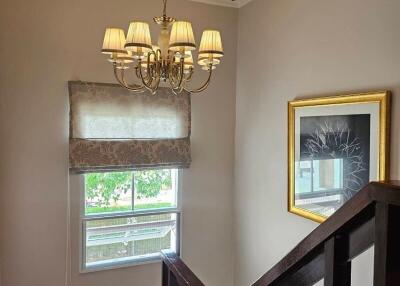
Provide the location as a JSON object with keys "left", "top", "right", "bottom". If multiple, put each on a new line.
{"left": 69, "top": 81, "right": 191, "bottom": 173}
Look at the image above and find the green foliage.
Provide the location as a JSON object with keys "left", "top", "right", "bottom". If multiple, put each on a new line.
{"left": 134, "top": 170, "right": 172, "bottom": 199}
{"left": 85, "top": 170, "right": 173, "bottom": 208}
{"left": 86, "top": 202, "right": 173, "bottom": 214}
{"left": 85, "top": 172, "right": 132, "bottom": 207}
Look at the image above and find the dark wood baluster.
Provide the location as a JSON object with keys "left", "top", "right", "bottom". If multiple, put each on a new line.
{"left": 324, "top": 236, "right": 351, "bottom": 286}
{"left": 168, "top": 272, "right": 179, "bottom": 286}
{"left": 162, "top": 262, "right": 169, "bottom": 286}
{"left": 374, "top": 202, "right": 400, "bottom": 286}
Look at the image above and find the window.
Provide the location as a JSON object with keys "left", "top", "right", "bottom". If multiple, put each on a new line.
{"left": 81, "top": 169, "right": 180, "bottom": 271}
{"left": 69, "top": 82, "right": 189, "bottom": 271}
{"left": 295, "top": 159, "right": 345, "bottom": 216}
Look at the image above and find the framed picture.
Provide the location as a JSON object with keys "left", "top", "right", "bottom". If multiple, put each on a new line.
{"left": 288, "top": 91, "right": 391, "bottom": 223}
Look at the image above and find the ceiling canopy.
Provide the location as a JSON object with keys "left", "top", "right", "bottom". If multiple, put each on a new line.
{"left": 188, "top": 0, "right": 253, "bottom": 8}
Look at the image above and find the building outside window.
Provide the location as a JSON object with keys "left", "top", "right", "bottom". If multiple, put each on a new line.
{"left": 80, "top": 169, "right": 180, "bottom": 271}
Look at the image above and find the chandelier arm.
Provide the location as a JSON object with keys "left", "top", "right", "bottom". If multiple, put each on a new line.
{"left": 138, "top": 60, "right": 157, "bottom": 92}
{"left": 166, "top": 53, "right": 175, "bottom": 87}
{"left": 185, "top": 67, "right": 194, "bottom": 82}
{"left": 113, "top": 64, "right": 145, "bottom": 92}
{"left": 135, "top": 66, "right": 142, "bottom": 79}
{"left": 169, "top": 68, "right": 182, "bottom": 90}
{"left": 169, "top": 68, "right": 188, "bottom": 95}
{"left": 142, "top": 51, "right": 159, "bottom": 83}
{"left": 176, "top": 68, "right": 194, "bottom": 94}
{"left": 135, "top": 66, "right": 151, "bottom": 82}
{"left": 168, "top": 64, "right": 179, "bottom": 89}
{"left": 175, "top": 85, "right": 186, "bottom": 95}
{"left": 168, "top": 74, "right": 176, "bottom": 90}
{"left": 184, "top": 65, "right": 213, "bottom": 93}
{"left": 146, "top": 52, "right": 161, "bottom": 93}
{"left": 156, "top": 49, "right": 162, "bottom": 60}
{"left": 177, "top": 59, "right": 185, "bottom": 88}
{"left": 153, "top": 50, "right": 162, "bottom": 80}
{"left": 149, "top": 73, "right": 161, "bottom": 94}
{"left": 135, "top": 58, "right": 151, "bottom": 82}
{"left": 167, "top": 53, "right": 183, "bottom": 90}
{"left": 170, "top": 58, "right": 185, "bottom": 91}
{"left": 156, "top": 49, "right": 163, "bottom": 79}
{"left": 175, "top": 68, "right": 193, "bottom": 94}
{"left": 169, "top": 78, "right": 184, "bottom": 95}
{"left": 147, "top": 50, "right": 156, "bottom": 67}
{"left": 120, "top": 68, "right": 146, "bottom": 90}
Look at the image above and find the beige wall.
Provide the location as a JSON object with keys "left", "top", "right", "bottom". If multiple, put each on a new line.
{"left": 3, "top": 0, "right": 400, "bottom": 285}
{"left": 0, "top": 0, "right": 237, "bottom": 285}
{"left": 234, "top": 0, "right": 400, "bottom": 285}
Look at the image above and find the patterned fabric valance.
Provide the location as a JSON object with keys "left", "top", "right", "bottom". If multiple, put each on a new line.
{"left": 69, "top": 81, "right": 191, "bottom": 173}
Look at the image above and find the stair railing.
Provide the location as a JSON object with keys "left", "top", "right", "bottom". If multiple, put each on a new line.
{"left": 253, "top": 181, "right": 400, "bottom": 286}
{"left": 161, "top": 181, "right": 400, "bottom": 286}
{"left": 161, "top": 250, "right": 205, "bottom": 286}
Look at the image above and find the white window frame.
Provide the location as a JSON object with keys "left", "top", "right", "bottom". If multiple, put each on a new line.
{"left": 78, "top": 169, "right": 182, "bottom": 273}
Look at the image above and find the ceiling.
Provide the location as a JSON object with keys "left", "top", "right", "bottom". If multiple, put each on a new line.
{"left": 188, "top": 0, "right": 253, "bottom": 8}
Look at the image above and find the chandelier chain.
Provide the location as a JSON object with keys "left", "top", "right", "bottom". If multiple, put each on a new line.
{"left": 163, "top": 0, "right": 167, "bottom": 17}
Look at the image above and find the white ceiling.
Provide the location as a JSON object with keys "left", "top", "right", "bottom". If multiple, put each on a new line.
{"left": 188, "top": 0, "right": 253, "bottom": 8}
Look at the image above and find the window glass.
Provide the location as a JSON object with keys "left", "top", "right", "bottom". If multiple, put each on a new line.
{"left": 133, "top": 169, "right": 177, "bottom": 211}
{"left": 85, "top": 213, "right": 178, "bottom": 269}
{"left": 82, "top": 169, "right": 179, "bottom": 270}
{"left": 85, "top": 172, "right": 133, "bottom": 215}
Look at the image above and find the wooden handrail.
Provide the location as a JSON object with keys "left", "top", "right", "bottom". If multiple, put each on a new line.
{"left": 253, "top": 181, "right": 400, "bottom": 286}
{"left": 160, "top": 181, "right": 400, "bottom": 286}
{"left": 161, "top": 250, "right": 205, "bottom": 286}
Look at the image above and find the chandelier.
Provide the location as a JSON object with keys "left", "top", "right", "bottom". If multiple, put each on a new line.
{"left": 101, "top": 0, "right": 224, "bottom": 94}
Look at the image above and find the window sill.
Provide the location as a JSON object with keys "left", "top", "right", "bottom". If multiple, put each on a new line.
{"left": 81, "top": 254, "right": 162, "bottom": 273}
{"left": 82, "top": 208, "right": 181, "bottom": 221}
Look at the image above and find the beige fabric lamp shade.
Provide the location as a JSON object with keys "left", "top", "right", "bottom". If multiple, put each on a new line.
{"left": 198, "top": 53, "right": 221, "bottom": 66}
{"left": 198, "top": 30, "right": 224, "bottom": 58}
{"left": 175, "top": 51, "right": 194, "bottom": 69}
{"left": 169, "top": 21, "right": 196, "bottom": 52}
{"left": 108, "top": 50, "right": 133, "bottom": 67}
{"left": 201, "top": 65, "right": 217, "bottom": 71}
{"left": 102, "top": 28, "right": 127, "bottom": 54}
{"left": 115, "top": 50, "right": 134, "bottom": 64}
{"left": 125, "top": 21, "right": 152, "bottom": 53}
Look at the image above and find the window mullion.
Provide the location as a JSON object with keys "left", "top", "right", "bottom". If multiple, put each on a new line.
{"left": 131, "top": 171, "right": 135, "bottom": 212}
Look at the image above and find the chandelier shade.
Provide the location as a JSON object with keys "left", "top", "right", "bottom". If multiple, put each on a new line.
{"left": 175, "top": 51, "right": 194, "bottom": 71}
{"left": 101, "top": 28, "right": 127, "bottom": 54}
{"left": 169, "top": 21, "right": 196, "bottom": 52}
{"left": 198, "top": 30, "right": 224, "bottom": 57}
{"left": 125, "top": 21, "right": 153, "bottom": 53}
{"left": 112, "top": 51, "right": 134, "bottom": 67}
{"left": 198, "top": 55, "right": 220, "bottom": 66}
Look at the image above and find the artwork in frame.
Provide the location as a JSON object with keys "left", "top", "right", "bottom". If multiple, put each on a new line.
{"left": 288, "top": 91, "right": 391, "bottom": 223}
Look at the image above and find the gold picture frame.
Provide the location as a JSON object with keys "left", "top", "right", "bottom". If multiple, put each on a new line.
{"left": 288, "top": 91, "right": 391, "bottom": 223}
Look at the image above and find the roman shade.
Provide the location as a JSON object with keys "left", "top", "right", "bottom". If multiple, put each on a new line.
{"left": 69, "top": 81, "right": 191, "bottom": 173}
